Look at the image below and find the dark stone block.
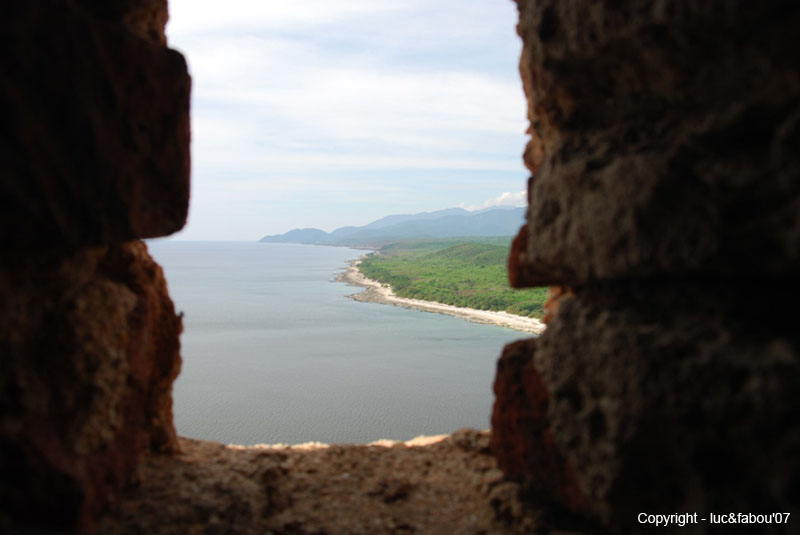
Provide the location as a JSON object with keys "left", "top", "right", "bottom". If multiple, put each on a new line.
{"left": 511, "top": 0, "right": 800, "bottom": 285}
{"left": 492, "top": 282, "right": 800, "bottom": 533}
{"left": 0, "top": 1, "right": 190, "bottom": 252}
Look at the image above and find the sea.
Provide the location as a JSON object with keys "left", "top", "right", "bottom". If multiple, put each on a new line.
{"left": 146, "top": 240, "right": 528, "bottom": 445}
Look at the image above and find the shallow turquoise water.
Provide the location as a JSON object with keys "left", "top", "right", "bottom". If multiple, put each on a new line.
{"left": 147, "top": 241, "right": 527, "bottom": 445}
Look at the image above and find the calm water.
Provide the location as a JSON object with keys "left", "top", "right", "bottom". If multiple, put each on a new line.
{"left": 147, "top": 241, "right": 526, "bottom": 445}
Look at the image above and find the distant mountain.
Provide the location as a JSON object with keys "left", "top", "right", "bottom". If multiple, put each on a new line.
{"left": 360, "top": 207, "right": 470, "bottom": 230}
{"left": 259, "top": 207, "right": 525, "bottom": 247}
{"left": 266, "top": 228, "right": 330, "bottom": 243}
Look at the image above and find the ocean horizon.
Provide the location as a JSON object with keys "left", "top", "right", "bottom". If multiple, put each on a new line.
{"left": 147, "top": 240, "right": 526, "bottom": 445}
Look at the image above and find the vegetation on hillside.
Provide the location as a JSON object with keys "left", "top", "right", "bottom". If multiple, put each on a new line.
{"left": 358, "top": 238, "right": 548, "bottom": 318}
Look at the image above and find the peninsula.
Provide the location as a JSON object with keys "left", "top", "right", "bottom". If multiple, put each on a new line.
{"left": 336, "top": 239, "right": 547, "bottom": 335}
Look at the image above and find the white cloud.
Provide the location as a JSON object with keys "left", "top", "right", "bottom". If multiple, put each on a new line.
{"left": 460, "top": 191, "right": 527, "bottom": 211}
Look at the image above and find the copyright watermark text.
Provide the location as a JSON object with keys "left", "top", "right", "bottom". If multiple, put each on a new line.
{"left": 638, "top": 512, "right": 791, "bottom": 527}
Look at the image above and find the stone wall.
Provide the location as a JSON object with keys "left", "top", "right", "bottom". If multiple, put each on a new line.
{"left": 0, "top": 1, "right": 189, "bottom": 531}
{"left": 494, "top": 1, "right": 800, "bottom": 533}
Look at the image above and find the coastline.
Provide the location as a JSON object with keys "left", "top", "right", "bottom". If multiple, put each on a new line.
{"left": 336, "top": 258, "right": 546, "bottom": 335}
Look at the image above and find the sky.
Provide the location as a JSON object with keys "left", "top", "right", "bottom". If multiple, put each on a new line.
{"left": 166, "top": 0, "right": 528, "bottom": 240}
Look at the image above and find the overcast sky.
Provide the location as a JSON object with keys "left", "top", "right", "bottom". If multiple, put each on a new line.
{"left": 165, "top": 0, "right": 527, "bottom": 240}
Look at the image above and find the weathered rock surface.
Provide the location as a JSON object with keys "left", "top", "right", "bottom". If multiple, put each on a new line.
{"left": 493, "top": 284, "right": 800, "bottom": 533}
{"left": 498, "top": 1, "right": 800, "bottom": 532}
{"left": 511, "top": 0, "right": 800, "bottom": 286}
{"left": 0, "top": 1, "right": 190, "bottom": 252}
{"left": 0, "top": 241, "right": 182, "bottom": 532}
{"left": 99, "top": 430, "right": 538, "bottom": 535}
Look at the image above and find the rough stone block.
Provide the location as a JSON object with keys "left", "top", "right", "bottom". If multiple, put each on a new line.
{"left": 492, "top": 283, "right": 800, "bottom": 533}
{"left": 0, "top": 241, "right": 182, "bottom": 532}
{"left": 0, "top": 1, "right": 190, "bottom": 252}
{"left": 512, "top": 0, "right": 800, "bottom": 286}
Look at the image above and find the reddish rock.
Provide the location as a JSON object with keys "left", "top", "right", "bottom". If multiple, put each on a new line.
{"left": 0, "top": 241, "right": 182, "bottom": 532}
{"left": 508, "top": 225, "right": 578, "bottom": 288}
{"left": 0, "top": 1, "right": 191, "bottom": 252}
{"left": 490, "top": 339, "right": 589, "bottom": 517}
{"left": 541, "top": 286, "right": 573, "bottom": 324}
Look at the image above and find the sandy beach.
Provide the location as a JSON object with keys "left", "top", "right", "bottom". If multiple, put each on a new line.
{"left": 336, "top": 259, "right": 546, "bottom": 335}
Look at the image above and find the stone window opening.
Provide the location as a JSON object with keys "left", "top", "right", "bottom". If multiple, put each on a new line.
{"left": 2, "top": 1, "right": 798, "bottom": 534}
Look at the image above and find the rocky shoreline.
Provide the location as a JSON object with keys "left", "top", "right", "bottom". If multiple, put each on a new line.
{"left": 336, "top": 259, "right": 546, "bottom": 335}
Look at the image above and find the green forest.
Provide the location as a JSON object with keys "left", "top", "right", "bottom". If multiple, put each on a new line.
{"left": 358, "top": 238, "right": 548, "bottom": 318}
